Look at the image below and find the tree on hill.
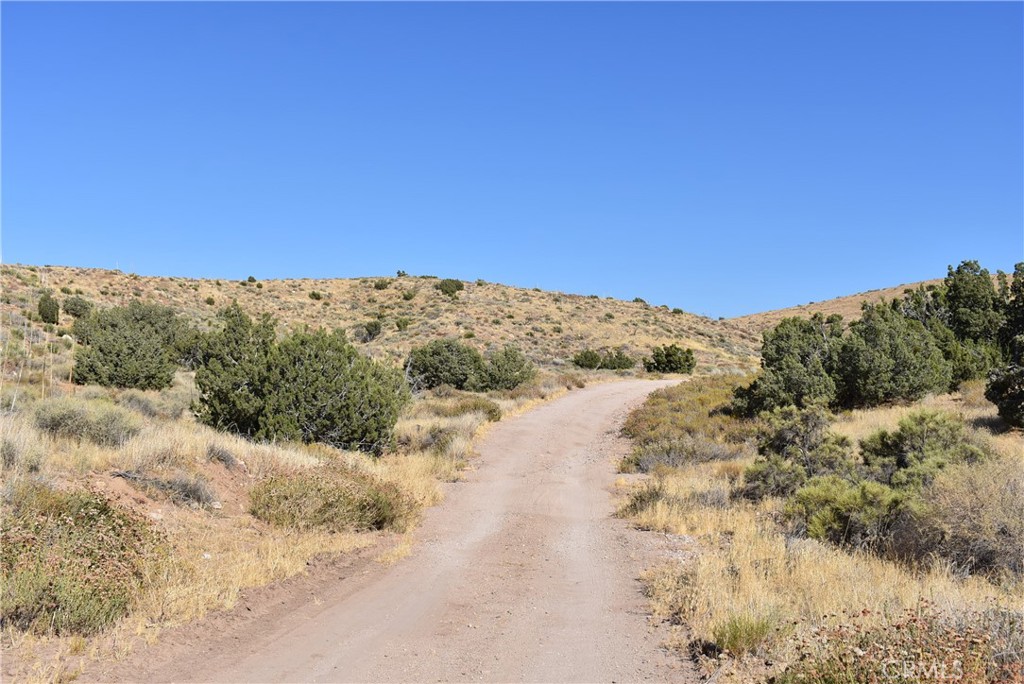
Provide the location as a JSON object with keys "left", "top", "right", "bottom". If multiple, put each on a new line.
{"left": 194, "top": 303, "right": 276, "bottom": 437}
{"left": 944, "top": 260, "right": 1004, "bottom": 343}
{"left": 835, "top": 303, "right": 950, "bottom": 408}
{"left": 38, "top": 291, "right": 60, "bottom": 325}
{"left": 731, "top": 315, "right": 843, "bottom": 416}
{"left": 72, "top": 302, "right": 197, "bottom": 390}
{"left": 259, "top": 329, "right": 409, "bottom": 452}
{"left": 195, "top": 303, "right": 409, "bottom": 453}
{"left": 643, "top": 344, "right": 696, "bottom": 374}
{"left": 406, "top": 339, "right": 487, "bottom": 391}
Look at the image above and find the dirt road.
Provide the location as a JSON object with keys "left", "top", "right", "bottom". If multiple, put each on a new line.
{"left": 103, "top": 380, "right": 696, "bottom": 683}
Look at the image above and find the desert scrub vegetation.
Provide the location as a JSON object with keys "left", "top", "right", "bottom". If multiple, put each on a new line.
{"left": 435, "top": 278, "right": 464, "bottom": 299}
{"left": 0, "top": 297, "right": 592, "bottom": 679}
{"left": 620, "top": 375, "right": 756, "bottom": 472}
{"left": 72, "top": 301, "right": 199, "bottom": 390}
{"left": 1, "top": 482, "right": 163, "bottom": 636}
{"left": 571, "top": 347, "right": 635, "bottom": 370}
{"left": 61, "top": 294, "right": 93, "bottom": 319}
{"left": 620, "top": 376, "right": 1023, "bottom": 683}
{"left": 643, "top": 343, "right": 696, "bottom": 374}
{"left": 249, "top": 462, "right": 416, "bottom": 533}
{"left": 34, "top": 397, "right": 142, "bottom": 447}
{"left": 405, "top": 339, "right": 535, "bottom": 392}
{"left": 733, "top": 259, "right": 1024, "bottom": 417}
{"left": 37, "top": 291, "right": 60, "bottom": 325}
{"left": 195, "top": 304, "right": 409, "bottom": 453}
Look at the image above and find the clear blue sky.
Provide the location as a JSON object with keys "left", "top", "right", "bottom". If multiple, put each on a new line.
{"left": 3, "top": 2, "right": 1021, "bottom": 318}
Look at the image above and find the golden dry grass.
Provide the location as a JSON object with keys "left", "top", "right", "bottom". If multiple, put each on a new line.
{"left": 1, "top": 263, "right": 760, "bottom": 373}
{"left": 620, "top": 383, "right": 1024, "bottom": 682}
{"left": 632, "top": 460, "right": 1021, "bottom": 682}
{"left": 0, "top": 333, "right": 592, "bottom": 680}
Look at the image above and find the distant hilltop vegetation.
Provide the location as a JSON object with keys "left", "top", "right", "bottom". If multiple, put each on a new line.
{"left": 0, "top": 264, "right": 760, "bottom": 374}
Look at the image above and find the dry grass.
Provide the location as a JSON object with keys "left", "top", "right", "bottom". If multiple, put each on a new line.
{"left": 133, "top": 515, "right": 370, "bottom": 626}
{"left": 635, "top": 460, "right": 1021, "bottom": 681}
{"left": 0, "top": 300, "right": 593, "bottom": 681}
{"left": 621, "top": 383, "right": 1024, "bottom": 682}
{"left": 0, "top": 264, "right": 760, "bottom": 373}
{"left": 833, "top": 379, "right": 1020, "bottom": 460}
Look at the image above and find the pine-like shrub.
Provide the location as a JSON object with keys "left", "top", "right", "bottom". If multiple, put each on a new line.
{"left": 484, "top": 346, "right": 536, "bottom": 390}
{"left": 643, "top": 344, "right": 696, "bottom": 374}
{"left": 406, "top": 339, "right": 486, "bottom": 391}
{"left": 37, "top": 291, "right": 59, "bottom": 325}
{"left": 62, "top": 295, "right": 93, "bottom": 319}
{"left": 435, "top": 279, "right": 464, "bottom": 299}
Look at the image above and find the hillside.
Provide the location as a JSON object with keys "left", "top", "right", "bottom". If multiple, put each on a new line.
{"left": 0, "top": 264, "right": 760, "bottom": 373}
{"left": 728, "top": 279, "right": 946, "bottom": 335}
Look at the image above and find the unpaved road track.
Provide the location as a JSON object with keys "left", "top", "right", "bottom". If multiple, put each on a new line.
{"left": 98, "top": 380, "right": 696, "bottom": 683}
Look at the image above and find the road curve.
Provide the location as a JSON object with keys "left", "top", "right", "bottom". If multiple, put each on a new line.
{"left": 107, "top": 379, "right": 695, "bottom": 683}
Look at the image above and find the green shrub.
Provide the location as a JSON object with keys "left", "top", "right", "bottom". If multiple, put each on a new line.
{"left": 985, "top": 363, "right": 1024, "bottom": 427}
{"left": 37, "top": 291, "right": 59, "bottom": 325}
{"left": 401, "top": 289, "right": 417, "bottom": 301}
{"left": 395, "top": 317, "right": 411, "bottom": 332}
{"left": 484, "top": 346, "right": 536, "bottom": 391}
{"left": 600, "top": 348, "right": 636, "bottom": 370}
{"left": 406, "top": 339, "right": 487, "bottom": 391}
{"left": 247, "top": 275, "right": 257, "bottom": 283}
{"left": 204, "top": 296, "right": 215, "bottom": 306}
{"left": 249, "top": 464, "right": 415, "bottom": 532}
{"left": 859, "top": 410, "right": 987, "bottom": 489}
{"left": 737, "top": 454, "right": 808, "bottom": 501}
{"left": 836, "top": 304, "right": 951, "bottom": 407}
{"left": 786, "top": 476, "right": 907, "bottom": 548}
{"left": 731, "top": 315, "right": 843, "bottom": 416}
{"left": 575, "top": 348, "right": 636, "bottom": 370}
{"left": 194, "top": 303, "right": 276, "bottom": 439}
{"left": 196, "top": 311, "right": 408, "bottom": 454}
{"left": 72, "top": 302, "right": 198, "bottom": 388}
{"left": 572, "top": 349, "right": 602, "bottom": 370}
{"left": 62, "top": 295, "right": 93, "bottom": 319}
{"left": 34, "top": 398, "right": 142, "bottom": 446}
{"left": 435, "top": 279, "right": 464, "bottom": 298}
{"left": 258, "top": 329, "right": 409, "bottom": 453}
{"left": 757, "top": 405, "right": 854, "bottom": 479}
{"left": 944, "top": 260, "right": 1004, "bottom": 343}
{"left": 1, "top": 483, "right": 161, "bottom": 635}
{"left": 643, "top": 344, "right": 696, "bottom": 374}
{"left": 373, "top": 279, "right": 391, "bottom": 290}
{"left": 308, "top": 290, "right": 322, "bottom": 300}
{"left": 360, "top": 319, "right": 383, "bottom": 342}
